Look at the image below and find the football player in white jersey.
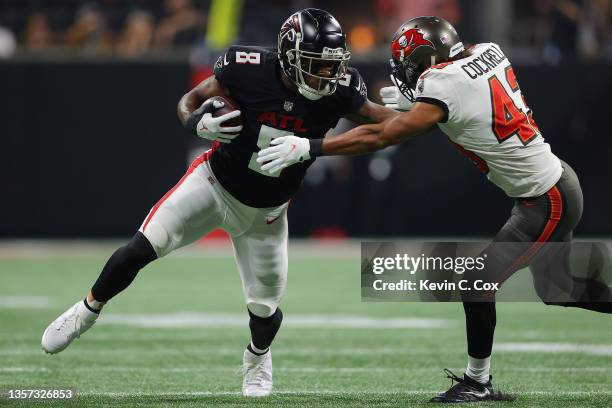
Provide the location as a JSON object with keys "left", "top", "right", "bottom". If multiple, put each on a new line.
{"left": 258, "top": 16, "right": 612, "bottom": 403}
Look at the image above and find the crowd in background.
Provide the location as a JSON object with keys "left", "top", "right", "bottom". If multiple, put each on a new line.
{"left": 0, "top": 0, "right": 610, "bottom": 61}
{"left": 0, "top": 0, "right": 206, "bottom": 57}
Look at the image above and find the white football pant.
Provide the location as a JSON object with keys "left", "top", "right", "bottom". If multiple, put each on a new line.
{"left": 139, "top": 150, "right": 288, "bottom": 317}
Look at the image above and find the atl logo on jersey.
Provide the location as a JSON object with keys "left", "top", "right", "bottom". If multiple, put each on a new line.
{"left": 257, "top": 112, "right": 307, "bottom": 133}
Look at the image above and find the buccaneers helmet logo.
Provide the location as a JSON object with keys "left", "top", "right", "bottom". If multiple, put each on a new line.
{"left": 392, "top": 28, "right": 435, "bottom": 60}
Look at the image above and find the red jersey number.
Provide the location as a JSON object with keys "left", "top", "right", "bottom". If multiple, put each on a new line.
{"left": 488, "top": 66, "right": 539, "bottom": 145}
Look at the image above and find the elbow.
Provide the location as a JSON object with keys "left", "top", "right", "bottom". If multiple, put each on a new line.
{"left": 375, "top": 134, "right": 397, "bottom": 150}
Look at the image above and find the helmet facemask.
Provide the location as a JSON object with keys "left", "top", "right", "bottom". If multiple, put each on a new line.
{"left": 280, "top": 34, "right": 350, "bottom": 100}
{"left": 390, "top": 56, "right": 425, "bottom": 102}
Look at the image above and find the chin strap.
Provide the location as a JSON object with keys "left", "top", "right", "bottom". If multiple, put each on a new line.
{"left": 298, "top": 85, "right": 325, "bottom": 100}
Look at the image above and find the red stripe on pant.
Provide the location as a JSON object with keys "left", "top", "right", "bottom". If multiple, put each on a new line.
{"left": 481, "top": 186, "right": 563, "bottom": 300}
{"left": 142, "top": 142, "right": 220, "bottom": 231}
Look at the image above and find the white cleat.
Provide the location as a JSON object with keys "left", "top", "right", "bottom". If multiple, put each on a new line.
{"left": 242, "top": 348, "right": 273, "bottom": 397}
{"left": 41, "top": 300, "right": 98, "bottom": 354}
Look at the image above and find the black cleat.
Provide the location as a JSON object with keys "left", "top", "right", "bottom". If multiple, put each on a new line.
{"left": 430, "top": 369, "right": 514, "bottom": 403}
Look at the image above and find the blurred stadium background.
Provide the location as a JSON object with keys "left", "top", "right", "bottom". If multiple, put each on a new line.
{"left": 1, "top": 1, "right": 611, "bottom": 406}
{"left": 1, "top": 0, "right": 611, "bottom": 238}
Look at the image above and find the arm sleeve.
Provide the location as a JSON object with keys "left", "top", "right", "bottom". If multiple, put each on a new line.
{"left": 414, "top": 69, "right": 460, "bottom": 123}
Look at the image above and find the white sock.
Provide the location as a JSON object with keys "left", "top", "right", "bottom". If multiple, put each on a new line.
{"left": 250, "top": 341, "right": 269, "bottom": 355}
{"left": 465, "top": 355, "right": 491, "bottom": 384}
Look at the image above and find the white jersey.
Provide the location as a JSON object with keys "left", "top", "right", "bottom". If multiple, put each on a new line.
{"left": 414, "top": 43, "right": 562, "bottom": 197}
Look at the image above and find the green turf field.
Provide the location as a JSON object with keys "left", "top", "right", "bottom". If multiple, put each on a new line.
{"left": 0, "top": 242, "right": 611, "bottom": 407}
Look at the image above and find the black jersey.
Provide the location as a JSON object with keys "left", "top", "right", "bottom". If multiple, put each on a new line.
{"left": 210, "top": 45, "right": 367, "bottom": 208}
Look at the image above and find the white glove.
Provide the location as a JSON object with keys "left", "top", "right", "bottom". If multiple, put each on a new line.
{"left": 379, "top": 75, "right": 414, "bottom": 111}
{"left": 196, "top": 100, "right": 243, "bottom": 144}
{"left": 256, "top": 136, "right": 311, "bottom": 174}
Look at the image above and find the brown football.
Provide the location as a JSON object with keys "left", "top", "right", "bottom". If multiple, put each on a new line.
{"left": 210, "top": 95, "right": 243, "bottom": 127}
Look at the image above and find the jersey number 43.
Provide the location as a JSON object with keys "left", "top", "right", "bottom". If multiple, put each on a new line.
{"left": 488, "top": 66, "right": 540, "bottom": 145}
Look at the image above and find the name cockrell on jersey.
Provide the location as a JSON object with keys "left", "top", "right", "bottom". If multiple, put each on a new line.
{"left": 211, "top": 45, "right": 367, "bottom": 208}
{"left": 415, "top": 43, "right": 562, "bottom": 198}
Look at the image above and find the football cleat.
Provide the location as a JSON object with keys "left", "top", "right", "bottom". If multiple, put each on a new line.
{"left": 242, "top": 348, "right": 273, "bottom": 397}
{"left": 41, "top": 300, "right": 98, "bottom": 354}
{"left": 430, "top": 369, "right": 514, "bottom": 403}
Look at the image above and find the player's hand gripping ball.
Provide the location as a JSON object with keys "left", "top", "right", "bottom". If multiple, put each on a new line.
{"left": 195, "top": 96, "right": 243, "bottom": 144}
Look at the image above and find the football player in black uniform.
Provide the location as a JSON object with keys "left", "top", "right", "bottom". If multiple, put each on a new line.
{"left": 41, "top": 8, "right": 396, "bottom": 397}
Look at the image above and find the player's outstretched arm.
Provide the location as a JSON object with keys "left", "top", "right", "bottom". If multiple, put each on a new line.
{"left": 344, "top": 100, "right": 400, "bottom": 125}
{"left": 177, "top": 75, "right": 231, "bottom": 126}
{"left": 256, "top": 102, "right": 444, "bottom": 174}
{"left": 319, "top": 102, "right": 443, "bottom": 156}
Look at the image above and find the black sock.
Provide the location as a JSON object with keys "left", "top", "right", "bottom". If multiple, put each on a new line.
{"left": 90, "top": 232, "right": 157, "bottom": 302}
{"left": 82, "top": 299, "right": 101, "bottom": 314}
{"left": 248, "top": 307, "right": 283, "bottom": 352}
{"left": 463, "top": 302, "right": 496, "bottom": 358}
{"left": 246, "top": 343, "right": 268, "bottom": 356}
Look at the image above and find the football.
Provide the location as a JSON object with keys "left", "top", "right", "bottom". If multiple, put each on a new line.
{"left": 210, "top": 95, "right": 243, "bottom": 128}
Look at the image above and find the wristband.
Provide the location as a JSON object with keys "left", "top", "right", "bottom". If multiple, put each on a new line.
{"left": 309, "top": 138, "right": 324, "bottom": 158}
{"left": 185, "top": 99, "right": 216, "bottom": 135}
{"left": 186, "top": 112, "right": 203, "bottom": 135}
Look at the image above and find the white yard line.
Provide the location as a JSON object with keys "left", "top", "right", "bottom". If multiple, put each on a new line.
{"left": 0, "top": 296, "right": 55, "bottom": 309}
{"left": 3, "top": 342, "right": 612, "bottom": 357}
{"left": 0, "top": 367, "right": 49, "bottom": 372}
{"left": 99, "top": 312, "right": 453, "bottom": 329}
{"left": 0, "top": 347, "right": 449, "bottom": 357}
{"left": 495, "top": 342, "right": 612, "bottom": 356}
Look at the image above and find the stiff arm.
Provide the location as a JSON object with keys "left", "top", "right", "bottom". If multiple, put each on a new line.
{"left": 318, "top": 101, "right": 444, "bottom": 156}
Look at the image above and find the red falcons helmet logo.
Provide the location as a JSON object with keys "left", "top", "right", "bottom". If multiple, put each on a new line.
{"left": 391, "top": 28, "right": 435, "bottom": 61}
{"left": 280, "top": 14, "right": 301, "bottom": 41}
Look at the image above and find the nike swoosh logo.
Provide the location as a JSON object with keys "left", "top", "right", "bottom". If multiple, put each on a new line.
{"left": 266, "top": 215, "right": 281, "bottom": 225}
{"left": 354, "top": 76, "right": 362, "bottom": 92}
{"left": 460, "top": 390, "right": 490, "bottom": 399}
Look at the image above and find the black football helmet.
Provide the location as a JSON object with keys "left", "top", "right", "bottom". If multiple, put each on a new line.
{"left": 390, "top": 16, "right": 464, "bottom": 101}
{"left": 278, "top": 8, "right": 350, "bottom": 100}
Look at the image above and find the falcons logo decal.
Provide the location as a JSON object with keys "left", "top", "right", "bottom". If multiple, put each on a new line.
{"left": 280, "top": 14, "right": 301, "bottom": 42}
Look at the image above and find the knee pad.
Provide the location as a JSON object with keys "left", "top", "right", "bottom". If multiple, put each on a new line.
{"left": 141, "top": 207, "right": 184, "bottom": 257}
{"left": 247, "top": 301, "right": 277, "bottom": 318}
